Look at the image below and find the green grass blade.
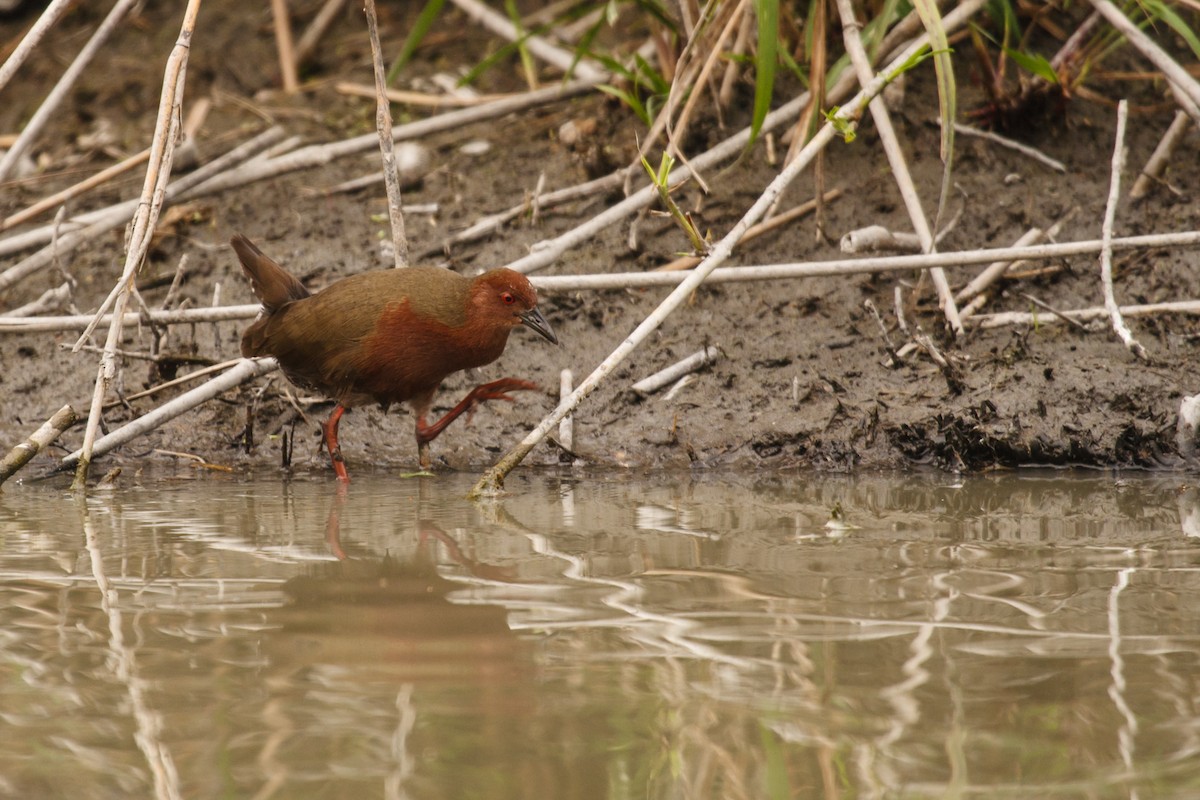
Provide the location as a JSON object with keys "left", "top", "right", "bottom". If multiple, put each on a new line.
{"left": 750, "top": 0, "right": 779, "bottom": 144}
{"left": 1004, "top": 47, "right": 1058, "bottom": 83}
{"left": 1141, "top": 0, "right": 1200, "bottom": 59}
{"left": 386, "top": 0, "right": 447, "bottom": 85}
{"left": 909, "top": 0, "right": 956, "bottom": 233}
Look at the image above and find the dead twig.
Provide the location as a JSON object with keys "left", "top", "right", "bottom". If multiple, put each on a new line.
{"left": 837, "top": 0, "right": 963, "bottom": 338}
{"left": 1099, "top": 100, "right": 1150, "bottom": 361}
{"left": 1087, "top": 0, "right": 1200, "bottom": 123}
{"left": 951, "top": 121, "right": 1067, "bottom": 173}
{"left": 0, "top": 0, "right": 73, "bottom": 94}
{"left": 0, "top": 405, "right": 77, "bottom": 487}
{"left": 0, "top": 0, "right": 141, "bottom": 182}
{"left": 974, "top": 300, "right": 1200, "bottom": 329}
{"left": 61, "top": 358, "right": 278, "bottom": 471}
{"left": 470, "top": 0, "right": 991, "bottom": 496}
{"left": 72, "top": 0, "right": 203, "bottom": 490}
{"left": 631, "top": 347, "right": 721, "bottom": 396}
{"left": 270, "top": 0, "right": 300, "bottom": 93}
{"left": 1130, "top": 110, "right": 1191, "bottom": 199}
{"left": 364, "top": 0, "right": 409, "bottom": 266}
{"left": 6, "top": 230, "right": 1200, "bottom": 333}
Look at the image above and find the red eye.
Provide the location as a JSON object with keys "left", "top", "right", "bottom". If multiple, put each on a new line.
{"left": 501, "top": 292, "right": 516, "bottom": 305}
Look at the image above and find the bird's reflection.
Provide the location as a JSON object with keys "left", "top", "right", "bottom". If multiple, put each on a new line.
{"left": 265, "top": 481, "right": 525, "bottom": 680}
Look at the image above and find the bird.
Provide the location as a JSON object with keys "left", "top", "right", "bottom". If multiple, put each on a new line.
{"left": 231, "top": 234, "right": 558, "bottom": 480}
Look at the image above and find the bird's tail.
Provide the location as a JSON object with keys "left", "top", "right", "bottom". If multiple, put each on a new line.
{"left": 231, "top": 234, "right": 310, "bottom": 312}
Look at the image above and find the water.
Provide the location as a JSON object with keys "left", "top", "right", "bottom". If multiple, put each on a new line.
{"left": 1, "top": 470, "right": 1199, "bottom": 799}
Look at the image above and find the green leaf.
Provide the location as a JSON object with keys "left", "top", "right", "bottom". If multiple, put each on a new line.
{"left": 597, "top": 84, "right": 649, "bottom": 125}
{"left": 386, "top": 0, "right": 446, "bottom": 85}
{"left": 1004, "top": 47, "right": 1058, "bottom": 84}
{"left": 750, "top": 0, "right": 779, "bottom": 144}
{"left": 1141, "top": 0, "right": 1200, "bottom": 60}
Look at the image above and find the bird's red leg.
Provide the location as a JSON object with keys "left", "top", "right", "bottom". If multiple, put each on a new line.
{"left": 321, "top": 404, "right": 350, "bottom": 482}
{"left": 413, "top": 378, "right": 539, "bottom": 467}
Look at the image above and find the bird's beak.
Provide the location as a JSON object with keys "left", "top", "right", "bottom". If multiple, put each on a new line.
{"left": 518, "top": 307, "right": 558, "bottom": 345}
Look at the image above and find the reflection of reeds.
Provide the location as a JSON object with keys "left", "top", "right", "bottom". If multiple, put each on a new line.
{"left": 2, "top": 474, "right": 1200, "bottom": 794}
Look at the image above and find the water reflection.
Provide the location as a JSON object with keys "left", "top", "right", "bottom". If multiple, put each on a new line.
{"left": 0, "top": 471, "right": 1198, "bottom": 798}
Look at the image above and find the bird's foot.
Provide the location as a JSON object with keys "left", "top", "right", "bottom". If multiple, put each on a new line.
{"left": 321, "top": 405, "right": 351, "bottom": 483}
{"left": 415, "top": 378, "right": 540, "bottom": 446}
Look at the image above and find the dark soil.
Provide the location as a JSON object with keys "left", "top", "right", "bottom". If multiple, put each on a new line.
{"left": 2, "top": 1, "right": 1199, "bottom": 481}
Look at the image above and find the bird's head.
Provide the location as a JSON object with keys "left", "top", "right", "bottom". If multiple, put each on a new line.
{"left": 471, "top": 269, "right": 558, "bottom": 345}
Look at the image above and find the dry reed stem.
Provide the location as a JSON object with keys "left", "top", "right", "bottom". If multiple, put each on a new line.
{"left": 975, "top": 300, "right": 1200, "bottom": 329}
{"left": 295, "top": 0, "right": 346, "bottom": 65}
{"left": 448, "top": 0, "right": 607, "bottom": 82}
{"left": 503, "top": 1, "right": 949, "bottom": 277}
{"left": 335, "top": 82, "right": 515, "bottom": 107}
{"left": 0, "top": 0, "right": 142, "bottom": 182}
{"left": 0, "top": 127, "right": 285, "bottom": 290}
{"left": 439, "top": 170, "right": 628, "bottom": 253}
{"left": 1130, "top": 110, "right": 1191, "bottom": 199}
{"left": 951, "top": 121, "right": 1067, "bottom": 172}
{"left": 364, "top": 0, "right": 409, "bottom": 267}
{"left": 270, "top": 0, "right": 300, "bottom": 93}
{"left": 666, "top": 0, "right": 747, "bottom": 162}
{"left": 1099, "top": 100, "right": 1149, "bottom": 361}
{"left": 0, "top": 148, "right": 152, "bottom": 232}
{"left": 470, "top": 0, "right": 992, "bottom": 497}
{"left": 558, "top": 369, "right": 574, "bottom": 455}
{"left": 655, "top": 188, "right": 843, "bottom": 271}
{"left": 6, "top": 230, "right": 1200, "bottom": 333}
{"left": 73, "top": 0, "right": 202, "bottom": 491}
{"left": 1088, "top": 0, "right": 1200, "bottom": 123}
{"left": 954, "top": 209, "right": 1075, "bottom": 306}
{"left": 0, "top": 0, "right": 73, "bottom": 93}
{"left": 0, "top": 82, "right": 593, "bottom": 266}
{"left": 0, "top": 404, "right": 76, "bottom": 487}
{"left": 836, "top": 0, "right": 962, "bottom": 338}
{"left": 62, "top": 358, "right": 279, "bottom": 470}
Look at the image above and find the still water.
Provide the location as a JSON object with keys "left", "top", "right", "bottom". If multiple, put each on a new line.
{"left": 1, "top": 469, "right": 1199, "bottom": 799}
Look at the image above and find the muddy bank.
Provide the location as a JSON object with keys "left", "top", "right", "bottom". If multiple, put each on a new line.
{"left": 1, "top": 1, "right": 1198, "bottom": 481}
